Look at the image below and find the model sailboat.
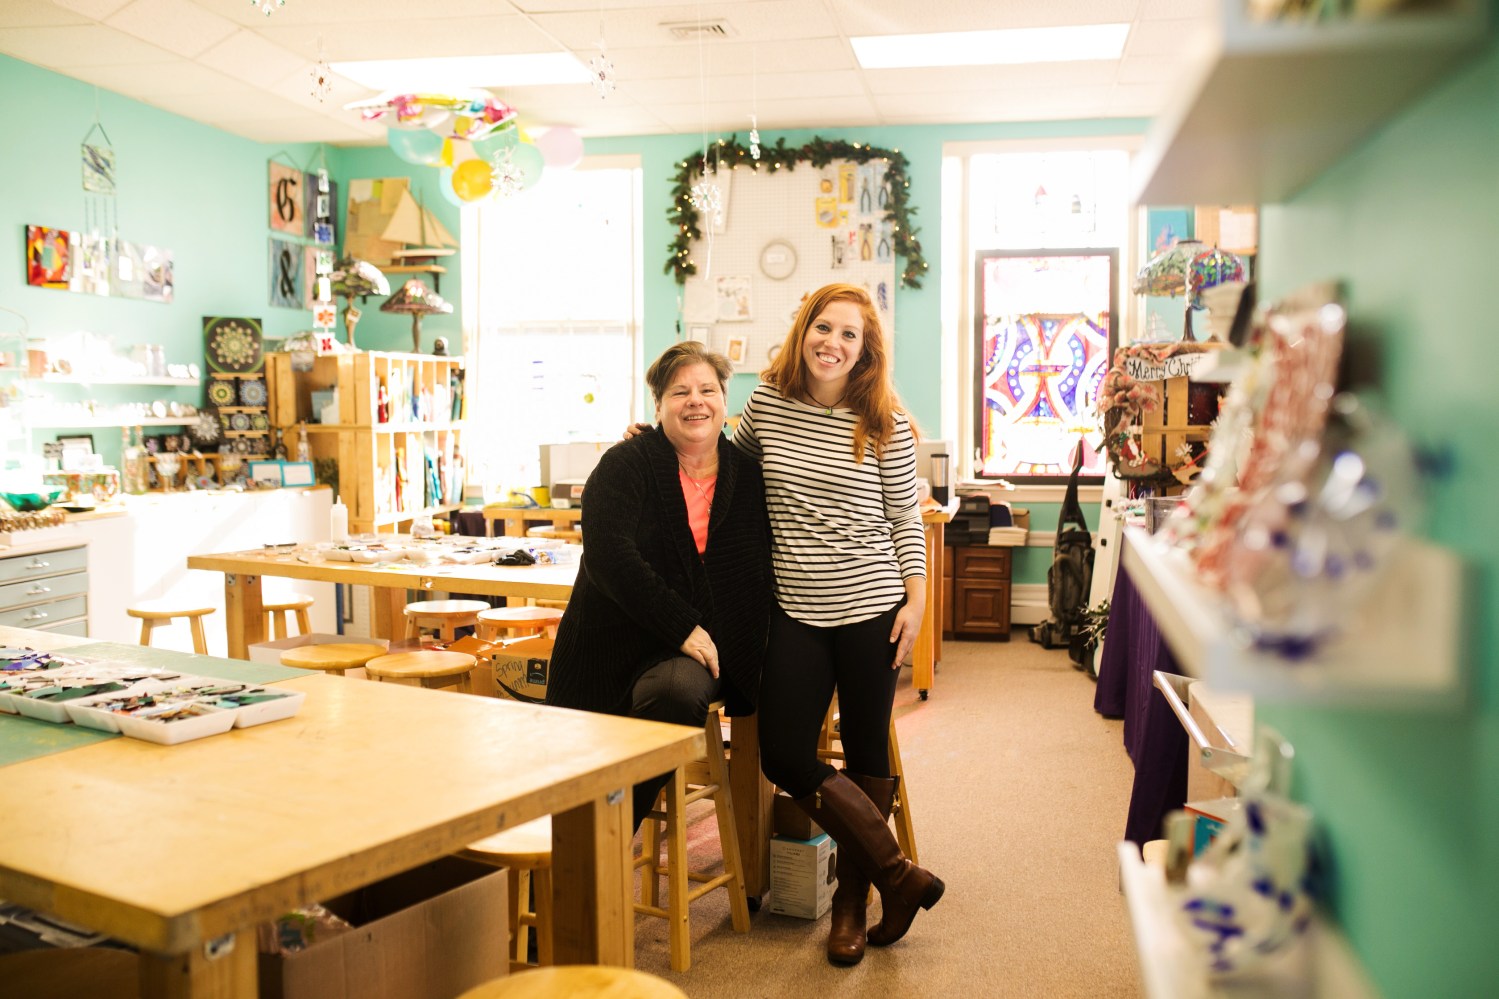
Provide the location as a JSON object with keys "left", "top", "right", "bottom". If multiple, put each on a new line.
{"left": 381, "top": 188, "right": 457, "bottom": 273}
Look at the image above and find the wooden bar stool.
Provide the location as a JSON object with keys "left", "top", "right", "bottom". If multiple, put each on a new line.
{"left": 126, "top": 600, "right": 215, "bottom": 655}
{"left": 263, "top": 593, "right": 315, "bottom": 638}
{"left": 280, "top": 642, "right": 387, "bottom": 676}
{"left": 460, "top": 817, "right": 554, "bottom": 970}
{"left": 817, "top": 701, "right": 919, "bottom": 862}
{"left": 634, "top": 700, "right": 751, "bottom": 972}
{"left": 476, "top": 606, "right": 563, "bottom": 641}
{"left": 458, "top": 966, "right": 686, "bottom": 999}
{"left": 403, "top": 598, "right": 490, "bottom": 642}
{"left": 365, "top": 649, "right": 477, "bottom": 692}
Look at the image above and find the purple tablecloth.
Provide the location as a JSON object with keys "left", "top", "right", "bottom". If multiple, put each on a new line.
{"left": 1094, "top": 553, "right": 1188, "bottom": 846}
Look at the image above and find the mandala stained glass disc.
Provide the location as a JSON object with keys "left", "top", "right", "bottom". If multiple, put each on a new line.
{"left": 207, "top": 381, "right": 237, "bottom": 407}
{"left": 238, "top": 377, "right": 268, "bottom": 407}
{"left": 203, "top": 317, "right": 264, "bottom": 374}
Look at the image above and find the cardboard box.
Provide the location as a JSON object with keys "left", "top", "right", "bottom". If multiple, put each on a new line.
{"left": 487, "top": 637, "right": 552, "bottom": 704}
{"left": 258, "top": 857, "right": 507, "bottom": 999}
{"left": 772, "top": 792, "right": 823, "bottom": 841}
{"left": 768, "top": 834, "right": 837, "bottom": 920}
{"left": 1185, "top": 797, "right": 1240, "bottom": 856}
{"left": 249, "top": 633, "right": 389, "bottom": 667}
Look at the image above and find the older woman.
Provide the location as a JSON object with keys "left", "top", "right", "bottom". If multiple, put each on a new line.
{"left": 545, "top": 341, "right": 771, "bottom": 832}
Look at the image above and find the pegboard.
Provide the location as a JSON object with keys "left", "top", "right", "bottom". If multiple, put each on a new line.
{"left": 681, "top": 159, "right": 897, "bottom": 373}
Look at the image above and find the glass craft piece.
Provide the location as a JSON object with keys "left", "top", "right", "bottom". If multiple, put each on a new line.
{"left": 975, "top": 249, "right": 1116, "bottom": 479}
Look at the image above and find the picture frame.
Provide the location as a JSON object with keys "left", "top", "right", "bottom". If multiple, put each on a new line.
{"left": 726, "top": 336, "right": 748, "bottom": 366}
{"left": 686, "top": 323, "right": 711, "bottom": 345}
{"left": 57, "top": 434, "right": 94, "bottom": 453}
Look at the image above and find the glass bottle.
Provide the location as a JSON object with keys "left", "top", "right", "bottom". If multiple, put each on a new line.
{"left": 377, "top": 377, "right": 390, "bottom": 423}
{"left": 296, "top": 424, "right": 310, "bottom": 463}
{"left": 122, "top": 426, "right": 146, "bottom": 495}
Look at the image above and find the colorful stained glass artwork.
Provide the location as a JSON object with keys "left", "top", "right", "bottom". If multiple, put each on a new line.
{"left": 25, "top": 225, "right": 74, "bottom": 289}
{"left": 269, "top": 160, "right": 305, "bottom": 236}
{"left": 976, "top": 251, "right": 1115, "bottom": 478}
{"left": 140, "top": 245, "right": 174, "bottom": 304}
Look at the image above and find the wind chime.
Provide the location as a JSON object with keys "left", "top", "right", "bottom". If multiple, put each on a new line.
{"left": 79, "top": 96, "right": 117, "bottom": 298}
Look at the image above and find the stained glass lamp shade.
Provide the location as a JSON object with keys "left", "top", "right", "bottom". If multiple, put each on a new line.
{"left": 330, "top": 259, "right": 389, "bottom": 349}
{"left": 1131, "top": 239, "right": 1206, "bottom": 298}
{"left": 381, "top": 279, "right": 452, "bottom": 353}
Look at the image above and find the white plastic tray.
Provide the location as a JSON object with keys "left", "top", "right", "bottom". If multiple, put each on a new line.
{"left": 116, "top": 702, "right": 238, "bottom": 745}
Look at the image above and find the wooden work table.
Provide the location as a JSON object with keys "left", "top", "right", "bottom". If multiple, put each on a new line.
{"left": 913, "top": 499, "right": 957, "bottom": 699}
{"left": 0, "top": 625, "right": 704, "bottom": 998}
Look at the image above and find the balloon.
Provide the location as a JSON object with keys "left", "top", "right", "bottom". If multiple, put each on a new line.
{"left": 449, "top": 138, "right": 479, "bottom": 165}
{"left": 535, "top": 127, "right": 584, "bottom": 170}
{"left": 472, "top": 125, "right": 519, "bottom": 160}
{"left": 437, "top": 168, "right": 465, "bottom": 208}
{"left": 388, "top": 127, "right": 444, "bottom": 166}
{"left": 451, "top": 158, "right": 494, "bottom": 202}
{"left": 510, "top": 142, "right": 545, "bottom": 190}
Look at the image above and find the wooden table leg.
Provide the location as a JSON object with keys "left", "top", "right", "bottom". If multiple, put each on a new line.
{"left": 371, "top": 586, "right": 408, "bottom": 644}
{"left": 728, "top": 713, "right": 772, "bottom": 902}
{"left": 551, "top": 790, "right": 633, "bottom": 967}
{"left": 223, "top": 574, "right": 265, "bottom": 661}
{"left": 912, "top": 523, "right": 939, "bottom": 698}
{"left": 138, "top": 930, "right": 256, "bottom": 998}
{"left": 931, "top": 521, "right": 946, "bottom": 668}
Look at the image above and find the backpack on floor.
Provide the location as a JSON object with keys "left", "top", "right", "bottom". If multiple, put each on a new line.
{"left": 1031, "top": 442, "right": 1095, "bottom": 653}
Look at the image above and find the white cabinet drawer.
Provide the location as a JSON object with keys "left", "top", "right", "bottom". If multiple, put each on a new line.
{"left": 0, "top": 571, "right": 88, "bottom": 609}
{"left": 0, "top": 595, "right": 88, "bottom": 629}
{"left": 0, "top": 545, "right": 88, "bottom": 584}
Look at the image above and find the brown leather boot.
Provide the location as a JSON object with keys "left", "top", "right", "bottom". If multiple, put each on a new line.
{"left": 795, "top": 770, "right": 944, "bottom": 954}
{"left": 825, "top": 830, "right": 870, "bottom": 964}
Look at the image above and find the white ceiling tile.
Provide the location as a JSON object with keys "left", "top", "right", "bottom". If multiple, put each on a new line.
{"left": 1116, "top": 53, "right": 1189, "bottom": 84}
{"left": 144, "top": 85, "right": 306, "bottom": 120}
{"left": 64, "top": 57, "right": 247, "bottom": 95}
{"left": 0, "top": 1, "right": 92, "bottom": 28}
{"left": 0, "top": 23, "right": 177, "bottom": 67}
{"left": 619, "top": 69, "right": 864, "bottom": 106}
{"left": 216, "top": 113, "right": 383, "bottom": 144}
{"left": 1125, "top": 17, "right": 1213, "bottom": 56}
{"left": 650, "top": 94, "right": 880, "bottom": 133}
{"left": 531, "top": 1, "right": 840, "bottom": 49}
{"left": 256, "top": 14, "right": 559, "bottom": 61}
{"left": 1139, "top": 0, "right": 1214, "bottom": 19}
{"left": 862, "top": 61, "right": 1121, "bottom": 95}
{"left": 196, "top": 27, "right": 306, "bottom": 87}
{"left": 50, "top": 0, "right": 132, "bottom": 18}
{"left": 215, "top": 0, "right": 521, "bottom": 29}
{"left": 604, "top": 37, "right": 854, "bottom": 80}
{"left": 105, "top": 0, "right": 238, "bottom": 59}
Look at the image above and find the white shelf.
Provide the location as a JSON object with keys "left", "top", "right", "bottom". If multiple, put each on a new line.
{"left": 40, "top": 375, "right": 200, "bottom": 387}
{"left": 1132, "top": 0, "right": 1490, "bottom": 205}
{"left": 32, "top": 417, "right": 187, "bottom": 429}
{"left": 1117, "top": 842, "right": 1378, "bottom": 999}
{"left": 1120, "top": 527, "right": 1466, "bottom": 710}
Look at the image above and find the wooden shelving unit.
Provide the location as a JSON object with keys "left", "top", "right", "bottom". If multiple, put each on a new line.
{"left": 266, "top": 350, "right": 465, "bottom": 534}
{"left": 1119, "top": 527, "right": 1467, "bottom": 710}
{"left": 1131, "top": 0, "right": 1491, "bottom": 205}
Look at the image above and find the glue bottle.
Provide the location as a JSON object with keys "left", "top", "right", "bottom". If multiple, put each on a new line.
{"left": 329, "top": 494, "right": 349, "bottom": 542}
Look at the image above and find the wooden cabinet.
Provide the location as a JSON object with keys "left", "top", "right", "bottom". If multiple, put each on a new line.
{"left": 267, "top": 351, "right": 466, "bottom": 534}
{"left": 948, "top": 545, "right": 1010, "bottom": 639}
{"left": 0, "top": 542, "right": 88, "bottom": 636}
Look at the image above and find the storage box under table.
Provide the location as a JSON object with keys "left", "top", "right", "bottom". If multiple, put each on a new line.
{"left": 257, "top": 856, "right": 507, "bottom": 999}
{"left": 768, "top": 834, "right": 837, "bottom": 920}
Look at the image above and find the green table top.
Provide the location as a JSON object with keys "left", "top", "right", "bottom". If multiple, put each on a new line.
{"left": 0, "top": 641, "right": 310, "bottom": 768}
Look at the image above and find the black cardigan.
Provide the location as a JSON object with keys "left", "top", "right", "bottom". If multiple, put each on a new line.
{"left": 544, "top": 430, "right": 771, "bottom": 718}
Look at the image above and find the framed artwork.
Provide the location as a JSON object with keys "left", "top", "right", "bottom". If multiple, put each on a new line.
{"left": 203, "top": 317, "right": 265, "bottom": 374}
{"left": 269, "top": 160, "right": 305, "bottom": 236}
{"left": 81, "top": 144, "right": 116, "bottom": 195}
{"left": 305, "top": 173, "right": 338, "bottom": 245}
{"left": 972, "top": 248, "right": 1117, "bottom": 481}
{"left": 686, "top": 323, "right": 711, "bottom": 345}
{"left": 140, "top": 245, "right": 174, "bottom": 304}
{"left": 25, "top": 225, "right": 73, "bottom": 289}
{"left": 714, "top": 275, "right": 752, "bottom": 322}
{"left": 269, "top": 238, "right": 304, "bottom": 308}
{"left": 726, "top": 336, "right": 748, "bottom": 366}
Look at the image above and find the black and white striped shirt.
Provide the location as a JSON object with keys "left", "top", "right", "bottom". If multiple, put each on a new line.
{"left": 733, "top": 383, "right": 925, "bottom": 627}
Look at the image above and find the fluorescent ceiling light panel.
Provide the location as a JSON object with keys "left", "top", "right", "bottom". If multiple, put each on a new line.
{"left": 331, "top": 53, "right": 591, "bottom": 92}
{"left": 852, "top": 24, "right": 1130, "bottom": 69}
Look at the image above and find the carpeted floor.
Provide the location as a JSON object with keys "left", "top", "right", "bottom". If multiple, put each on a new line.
{"left": 628, "top": 637, "right": 1144, "bottom": 998}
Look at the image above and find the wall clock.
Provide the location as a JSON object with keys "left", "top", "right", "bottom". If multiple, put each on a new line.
{"left": 759, "top": 239, "right": 797, "bottom": 281}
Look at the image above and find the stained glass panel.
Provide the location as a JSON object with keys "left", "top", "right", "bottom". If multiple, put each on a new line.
{"left": 974, "top": 250, "right": 1116, "bottom": 479}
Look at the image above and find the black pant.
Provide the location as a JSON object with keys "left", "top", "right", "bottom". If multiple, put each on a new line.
{"left": 758, "top": 602, "right": 901, "bottom": 798}
{"left": 629, "top": 654, "right": 721, "bottom": 831}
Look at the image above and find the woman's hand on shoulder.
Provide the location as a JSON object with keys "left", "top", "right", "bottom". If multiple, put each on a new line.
{"left": 621, "top": 422, "right": 654, "bottom": 442}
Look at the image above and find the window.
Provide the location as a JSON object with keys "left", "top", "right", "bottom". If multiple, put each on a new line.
{"left": 464, "top": 158, "right": 643, "bottom": 495}
{"left": 942, "top": 143, "right": 1134, "bottom": 482}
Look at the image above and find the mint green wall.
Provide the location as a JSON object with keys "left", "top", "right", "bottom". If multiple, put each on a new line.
{"left": 1255, "top": 42, "right": 1498, "bottom": 997}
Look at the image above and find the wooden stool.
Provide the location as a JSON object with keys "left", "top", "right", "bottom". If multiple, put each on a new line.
{"left": 403, "top": 598, "right": 490, "bottom": 642}
{"left": 263, "top": 592, "right": 315, "bottom": 638}
{"left": 634, "top": 700, "right": 751, "bottom": 972}
{"left": 280, "top": 642, "right": 387, "bottom": 676}
{"left": 476, "top": 606, "right": 563, "bottom": 641}
{"left": 817, "top": 701, "right": 918, "bottom": 862}
{"left": 0, "top": 946, "right": 140, "bottom": 999}
{"left": 126, "top": 600, "right": 215, "bottom": 655}
{"left": 457, "top": 966, "right": 686, "bottom": 999}
{"left": 365, "top": 650, "right": 477, "bottom": 692}
{"left": 460, "top": 817, "right": 554, "bottom": 970}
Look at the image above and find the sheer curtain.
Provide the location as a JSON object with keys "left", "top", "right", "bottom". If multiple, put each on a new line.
{"left": 462, "top": 157, "right": 643, "bottom": 497}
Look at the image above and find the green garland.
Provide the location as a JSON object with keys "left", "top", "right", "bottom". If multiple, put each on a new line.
{"left": 666, "top": 135, "right": 928, "bottom": 289}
